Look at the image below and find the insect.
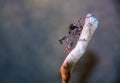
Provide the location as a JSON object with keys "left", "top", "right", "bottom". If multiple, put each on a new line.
{"left": 58, "top": 18, "right": 83, "bottom": 54}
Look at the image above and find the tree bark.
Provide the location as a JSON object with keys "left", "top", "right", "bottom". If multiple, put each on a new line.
{"left": 60, "top": 13, "right": 99, "bottom": 83}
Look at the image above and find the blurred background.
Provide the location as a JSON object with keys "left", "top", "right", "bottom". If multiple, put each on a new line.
{"left": 0, "top": 0, "right": 120, "bottom": 83}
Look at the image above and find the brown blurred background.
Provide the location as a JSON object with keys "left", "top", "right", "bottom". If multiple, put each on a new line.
{"left": 0, "top": 0, "right": 120, "bottom": 83}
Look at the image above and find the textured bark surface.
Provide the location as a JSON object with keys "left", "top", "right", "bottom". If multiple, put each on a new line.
{"left": 60, "top": 14, "right": 99, "bottom": 83}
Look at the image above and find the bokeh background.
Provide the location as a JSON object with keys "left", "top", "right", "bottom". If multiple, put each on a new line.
{"left": 0, "top": 0, "right": 120, "bottom": 83}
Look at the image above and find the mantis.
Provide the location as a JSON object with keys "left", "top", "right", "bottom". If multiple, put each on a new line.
{"left": 58, "top": 18, "right": 83, "bottom": 54}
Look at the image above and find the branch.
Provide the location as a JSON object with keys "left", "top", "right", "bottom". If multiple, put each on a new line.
{"left": 60, "top": 13, "right": 99, "bottom": 83}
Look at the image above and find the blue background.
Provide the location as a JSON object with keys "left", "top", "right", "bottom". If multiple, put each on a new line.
{"left": 0, "top": 0, "right": 120, "bottom": 83}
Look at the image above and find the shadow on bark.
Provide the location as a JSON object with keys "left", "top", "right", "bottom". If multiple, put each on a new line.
{"left": 72, "top": 50, "right": 100, "bottom": 83}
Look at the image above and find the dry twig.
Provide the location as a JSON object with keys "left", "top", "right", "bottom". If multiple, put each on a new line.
{"left": 60, "top": 13, "right": 99, "bottom": 83}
